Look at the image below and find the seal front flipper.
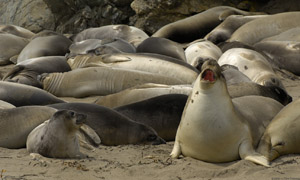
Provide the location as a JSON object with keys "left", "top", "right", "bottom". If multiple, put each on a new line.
{"left": 239, "top": 139, "right": 270, "bottom": 167}
{"left": 170, "top": 140, "right": 182, "bottom": 158}
{"left": 79, "top": 124, "right": 101, "bottom": 147}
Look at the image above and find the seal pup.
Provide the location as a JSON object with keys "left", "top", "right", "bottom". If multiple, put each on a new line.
{"left": 0, "top": 33, "right": 29, "bottom": 65}
{"left": 26, "top": 110, "right": 87, "bottom": 158}
{"left": 171, "top": 60, "right": 283, "bottom": 167}
{"left": 257, "top": 98, "right": 300, "bottom": 161}
{"left": 0, "top": 81, "right": 65, "bottom": 107}
{"left": 48, "top": 103, "right": 166, "bottom": 146}
{"left": 0, "top": 25, "right": 35, "bottom": 39}
{"left": 72, "top": 25, "right": 149, "bottom": 47}
{"left": 17, "top": 31, "right": 72, "bottom": 63}
{"left": 185, "top": 40, "right": 222, "bottom": 70}
{"left": 0, "top": 106, "right": 57, "bottom": 148}
{"left": 39, "top": 66, "right": 185, "bottom": 98}
{"left": 136, "top": 37, "right": 186, "bottom": 61}
{"left": 218, "top": 48, "right": 285, "bottom": 90}
{"left": 152, "top": 6, "right": 264, "bottom": 43}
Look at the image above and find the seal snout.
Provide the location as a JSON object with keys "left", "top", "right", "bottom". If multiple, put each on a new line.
{"left": 75, "top": 113, "right": 87, "bottom": 125}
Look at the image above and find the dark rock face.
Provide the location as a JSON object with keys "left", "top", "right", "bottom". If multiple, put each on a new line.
{"left": 0, "top": 0, "right": 299, "bottom": 35}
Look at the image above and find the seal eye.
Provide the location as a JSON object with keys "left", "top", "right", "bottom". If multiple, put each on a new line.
{"left": 147, "top": 134, "right": 157, "bottom": 141}
{"left": 69, "top": 111, "right": 75, "bottom": 117}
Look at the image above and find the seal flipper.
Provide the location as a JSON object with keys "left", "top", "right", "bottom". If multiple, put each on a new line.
{"left": 77, "top": 124, "right": 101, "bottom": 151}
{"left": 170, "top": 140, "right": 182, "bottom": 158}
{"left": 239, "top": 139, "right": 270, "bottom": 167}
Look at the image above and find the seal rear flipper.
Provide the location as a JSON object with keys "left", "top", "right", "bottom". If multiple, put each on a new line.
{"left": 170, "top": 140, "right": 182, "bottom": 158}
{"left": 77, "top": 124, "right": 101, "bottom": 150}
{"left": 2, "top": 65, "right": 25, "bottom": 81}
{"left": 239, "top": 139, "right": 270, "bottom": 167}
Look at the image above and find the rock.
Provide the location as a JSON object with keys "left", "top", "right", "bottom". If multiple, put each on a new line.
{"left": 0, "top": 0, "right": 55, "bottom": 33}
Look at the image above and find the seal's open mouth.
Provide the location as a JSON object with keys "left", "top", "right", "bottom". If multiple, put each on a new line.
{"left": 201, "top": 69, "right": 216, "bottom": 82}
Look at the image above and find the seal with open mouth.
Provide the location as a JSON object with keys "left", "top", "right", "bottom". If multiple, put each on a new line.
{"left": 170, "top": 60, "right": 283, "bottom": 167}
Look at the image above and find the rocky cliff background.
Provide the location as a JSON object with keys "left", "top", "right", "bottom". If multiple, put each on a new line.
{"left": 0, "top": 0, "right": 299, "bottom": 35}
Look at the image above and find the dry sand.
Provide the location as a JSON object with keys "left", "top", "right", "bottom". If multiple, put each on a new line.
{"left": 1, "top": 66, "right": 300, "bottom": 180}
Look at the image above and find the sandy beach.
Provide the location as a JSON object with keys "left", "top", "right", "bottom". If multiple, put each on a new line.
{"left": 1, "top": 67, "right": 300, "bottom": 180}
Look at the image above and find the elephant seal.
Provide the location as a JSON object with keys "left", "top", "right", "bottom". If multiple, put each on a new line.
{"left": 0, "top": 33, "right": 29, "bottom": 65}
{"left": 185, "top": 40, "right": 222, "bottom": 70}
{"left": 17, "top": 32, "right": 72, "bottom": 63}
{"left": 26, "top": 110, "right": 87, "bottom": 158}
{"left": 218, "top": 48, "right": 285, "bottom": 90}
{"left": 228, "top": 82, "right": 292, "bottom": 106}
{"left": 171, "top": 60, "right": 283, "bottom": 167}
{"left": 221, "top": 64, "right": 251, "bottom": 85}
{"left": 152, "top": 6, "right": 264, "bottom": 43}
{"left": 94, "top": 83, "right": 192, "bottom": 108}
{"left": 229, "top": 12, "right": 300, "bottom": 45}
{"left": 67, "top": 53, "right": 198, "bottom": 84}
{"left": 0, "top": 106, "right": 57, "bottom": 148}
{"left": 0, "top": 81, "right": 65, "bottom": 107}
{"left": 136, "top": 37, "right": 186, "bottom": 61}
{"left": 260, "top": 27, "right": 300, "bottom": 42}
{"left": 254, "top": 41, "right": 300, "bottom": 75}
{"left": 39, "top": 66, "right": 185, "bottom": 98}
{"left": 205, "top": 15, "right": 268, "bottom": 44}
{"left": 67, "top": 38, "right": 136, "bottom": 58}
{"left": 257, "top": 98, "right": 300, "bottom": 162}
{"left": 0, "top": 25, "right": 35, "bottom": 39}
{"left": 115, "top": 94, "right": 188, "bottom": 141}
{"left": 72, "top": 25, "right": 149, "bottom": 47}
{"left": 3, "top": 56, "right": 71, "bottom": 88}
{"left": 48, "top": 103, "right": 166, "bottom": 146}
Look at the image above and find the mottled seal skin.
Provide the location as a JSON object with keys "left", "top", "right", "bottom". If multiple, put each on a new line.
{"left": 40, "top": 66, "right": 185, "bottom": 98}
{"left": 67, "top": 38, "right": 136, "bottom": 58}
{"left": 218, "top": 48, "right": 286, "bottom": 90}
{"left": 26, "top": 110, "right": 88, "bottom": 159}
{"left": 48, "top": 103, "right": 166, "bottom": 146}
{"left": 3, "top": 56, "right": 71, "bottom": 88}
{"left": 185, "top": 40, "right": 222, "bottom": 70}
{"left": 17, "top": 32, "right": 72, "bottom": 63}
{"left": 94, "top": 83, "right": 192, "bottom": 108}
{"left": 0, "top": 25, "right": 35, "bottom": 39}
{"left": 229, "top": 12, "right": 300, "bottom": 45}
{"left": 67, "top": 53, "right": 198, "bottom": 84}
{"left": 136, "top": 37, "right": 186, "bottom": 61}
{"left": 115, "top": 94, "right": 188, "bottom": 141}
{"left": 152, "top": 6, "right": 264, "bottom": 43}
{"left": 171, "top": 60, "right": 283, "bottom": 167}
{"left": 72, "top": 25, "right": 149, "bottom": 47}
{"left": 0, "top": 33, "right": 29, "bottom": 65}
{"left": 254, "top": 41, "right": 300, "bottom": 76}
{"left": 0, "top": 81, "right": 65, "bottom": 107}
{"left": 205, "top": 15, "right": 268, "bottom": 44}
{"left": 0, "top": 106, "right": 57, "bottom": 149}
{"left": 257, "top": 98, "right": 300, "bottom": 162}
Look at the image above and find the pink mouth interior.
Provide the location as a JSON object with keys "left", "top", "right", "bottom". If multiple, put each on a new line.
{"left": 203, "top": 69, "right": 215, "bottom": 82}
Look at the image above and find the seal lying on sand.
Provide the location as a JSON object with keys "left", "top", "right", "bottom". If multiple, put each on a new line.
{"left": 27, "top": 110, "right": 88, "bottom": 158}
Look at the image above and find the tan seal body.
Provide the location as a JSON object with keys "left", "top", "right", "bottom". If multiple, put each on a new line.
{"left": 152, "top": 6, "right": 264, "bottom": 43}
{"left": 26, "top": 110, "right": 87, "bottom": 158}
{"left": 0, "top": 106, "right": 57, "bottom": 148}
{"left": 40, "top": 66, "right": 184, "bottom": 97}
{"left": 229, "top": 12, "right": 300, "bottom": 45}
{"left": 67, "top": 53, "right": 199, "bottom": 84}
{"left": 257, "top": 98, "right": 300, "bottom": 162}
{"left": 171, "top": 60, "right": 283, "bottom": 167}
{"left": 0, "top": 25, "right": 35, "bottom": 39}
{"left": 218, "top": 48, "right": 285, "bottom": 90}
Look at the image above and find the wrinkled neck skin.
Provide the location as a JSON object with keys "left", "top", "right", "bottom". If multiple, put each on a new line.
{"left": 42, "top": 73, "right": 64, "bottom": 94}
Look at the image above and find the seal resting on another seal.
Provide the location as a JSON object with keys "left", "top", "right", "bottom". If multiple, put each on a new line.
{"left": 257, "top": 98, "right": 300, "bottom": 162}
{"left": 26, "top": 110, "right": 87, "bottom": 159}
{"left": 171, "top": 60, "right": 283, "bottom": 167}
